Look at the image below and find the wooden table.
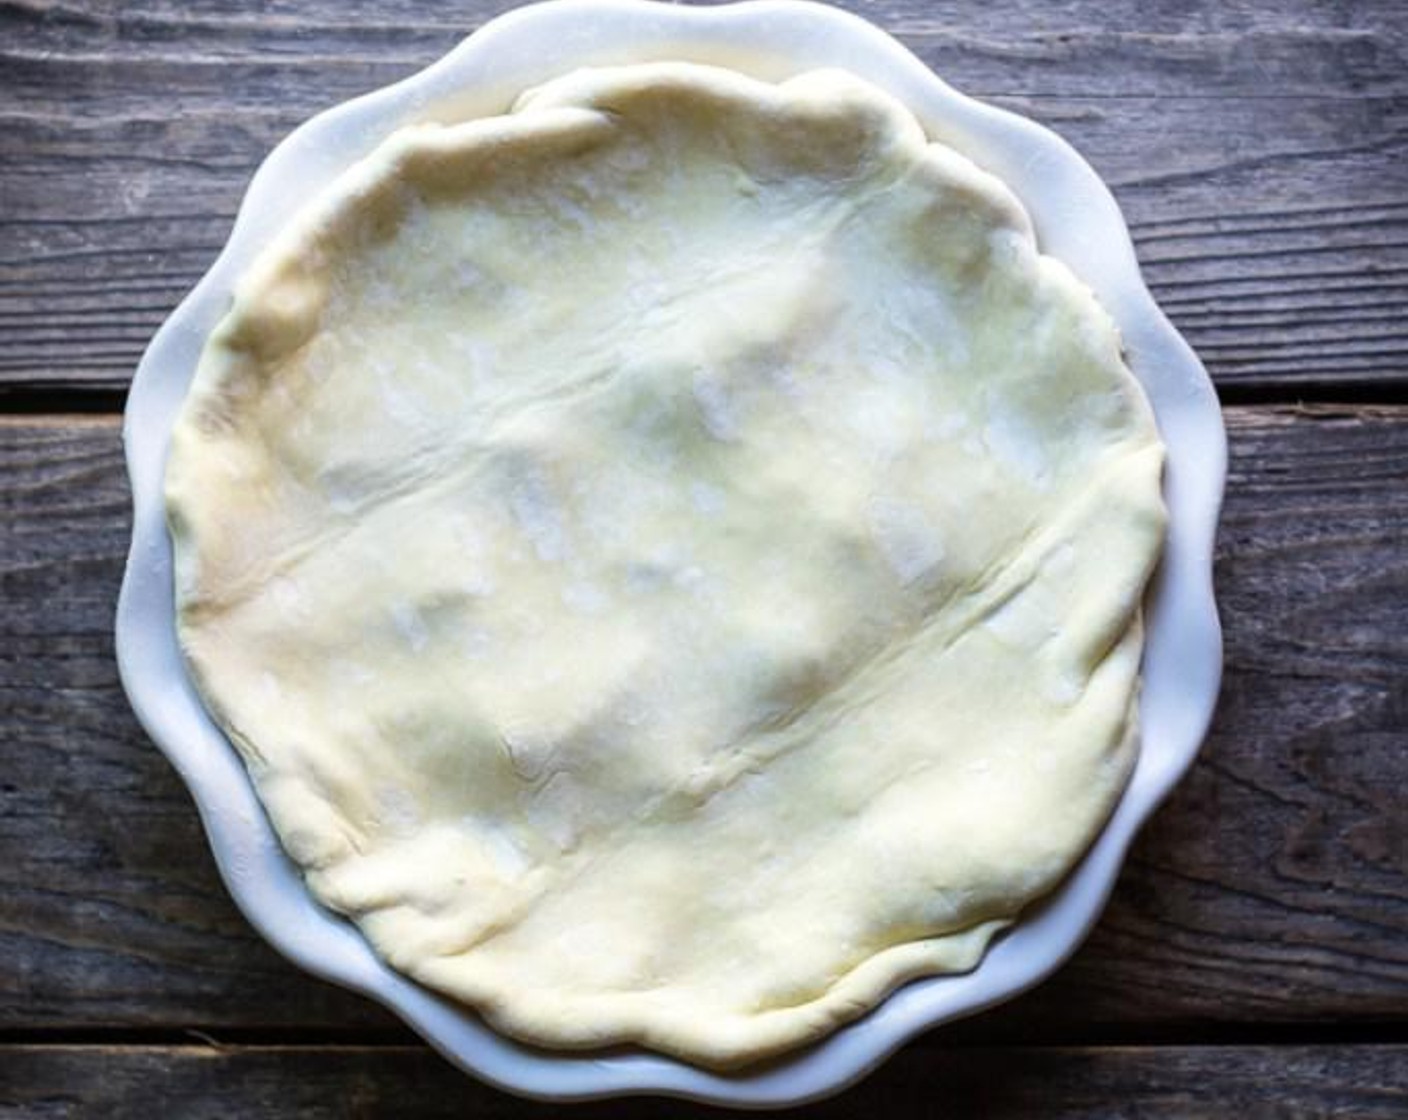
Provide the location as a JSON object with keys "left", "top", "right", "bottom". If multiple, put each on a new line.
{"left": 3, "top": 1, "right": 1406, "bottom": 1115}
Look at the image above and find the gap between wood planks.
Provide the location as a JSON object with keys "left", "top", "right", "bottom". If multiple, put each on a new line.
{"left": 0, "top": 387, "right": 129, "bottom": 413}
{"left": 1, "top": 1018, "right": 1407, "bottom": 1050}
{"left": 4, "top": 381, "right": 1408, "bottom": 416}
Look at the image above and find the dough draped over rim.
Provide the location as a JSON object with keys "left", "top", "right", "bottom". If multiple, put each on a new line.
{"left": 166, "top": 62, "right": 1166, "bottom": 1068}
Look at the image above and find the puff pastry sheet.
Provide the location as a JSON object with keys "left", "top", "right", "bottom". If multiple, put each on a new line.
{"left": 166, "top": 63, "right": 1166, "bottom": 1068}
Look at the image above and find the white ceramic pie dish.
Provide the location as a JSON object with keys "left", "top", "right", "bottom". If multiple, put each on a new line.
{"left": 116, "top": 0, "right": 1225, "bottom": 1106}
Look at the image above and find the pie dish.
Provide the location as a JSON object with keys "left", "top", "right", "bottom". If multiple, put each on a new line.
{"left": 117, "top": 0, "right": 1225, "bottom": 1105}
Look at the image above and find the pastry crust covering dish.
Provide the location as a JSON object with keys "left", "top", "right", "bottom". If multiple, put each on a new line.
{"left": 165, "top": 63, "right": 1166, "bottom": 1068}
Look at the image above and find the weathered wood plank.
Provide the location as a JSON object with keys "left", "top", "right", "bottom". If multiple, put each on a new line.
{"left": 1, "top": 0, "right": 1405, "bottom": 392}
{"left": 1032, "top": 405, "right": 1408, "bottom": 1026}
{"left": 1, "top": 406, "right": 1405, "bottom": 1035}
{"left": 0, "top": 415, "right": 396, "bottom": 1033}
{"left": 4, "top": 0, "right": 1403, "bottom": 102}
{"left": 2, "top": 1044, "right": 1406, "bottom": 1117}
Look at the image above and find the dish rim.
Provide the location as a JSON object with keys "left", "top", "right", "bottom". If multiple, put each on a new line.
{"left": 115, "top": 0, "right": 1227, "bottom": 1106}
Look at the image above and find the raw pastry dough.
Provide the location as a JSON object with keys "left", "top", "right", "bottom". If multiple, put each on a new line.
{"left": 165, "top": 63, "right": 1165, "bottom": 1068}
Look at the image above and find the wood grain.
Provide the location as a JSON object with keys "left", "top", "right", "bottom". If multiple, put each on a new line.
{"left": 5, "top": 1, "right": 1405, "bottom": 1109}
{"left": 2, "top": 0, "right": 1406, "bottom": 393}
{"left": 2, "top": 407, "right": 1405, "bottom": 1037}
{"left": 3, "top": 1044, "right": 1406, "bottom": 1118}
